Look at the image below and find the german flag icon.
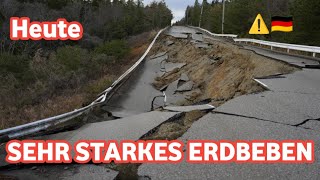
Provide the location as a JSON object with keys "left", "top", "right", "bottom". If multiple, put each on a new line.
{"left": 271, "top": 16, "right": 293, "bottom": 32}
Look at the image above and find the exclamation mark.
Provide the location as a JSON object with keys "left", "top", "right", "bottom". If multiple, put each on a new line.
{"left": 258, "top": 19, "right": 261, "bottom": 32}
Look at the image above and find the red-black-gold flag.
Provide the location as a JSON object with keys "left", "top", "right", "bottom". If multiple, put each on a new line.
{"left": 271, "top": 16, "right": 293, "bottom": 32}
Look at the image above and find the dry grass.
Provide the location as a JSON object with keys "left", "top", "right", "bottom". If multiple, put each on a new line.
{"left": 0, "top": 31, "right": 155, "bottom": 130}
{"left": 0, "top": 93, "right": 86, "bottom": 129}
{"left": 150, "top": 35, "right": 299, "bottom": 107}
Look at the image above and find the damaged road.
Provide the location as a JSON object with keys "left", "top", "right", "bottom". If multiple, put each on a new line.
{"left": 138, "top": 26, "right": 320, "bottom": 179}
{"left": 1, "top": 26, "right": 320, "bottom": 179}
{"left": 138, "top": 113, "right": 320, "bottom": 180}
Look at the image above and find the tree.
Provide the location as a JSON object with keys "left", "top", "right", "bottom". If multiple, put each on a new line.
{"left": 182, "top": 0, "right": 320, "bottom": 45}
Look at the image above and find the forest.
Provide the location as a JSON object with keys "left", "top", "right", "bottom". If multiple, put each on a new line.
{"left": 0, "top": 0, "right": 172, "bottom": 129}
{"left": 179, "top": 0, "right": 320, "bottom": 46}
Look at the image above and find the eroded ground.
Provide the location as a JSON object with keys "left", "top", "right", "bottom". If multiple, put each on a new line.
{"left": 113, "top": 28, "right": 300, "bottom": 179}
{"left": 150, "top": 33, "right": 298, "bottom": 107}
{"left": 0, "top": 27, "right": 304, "bottom": 180}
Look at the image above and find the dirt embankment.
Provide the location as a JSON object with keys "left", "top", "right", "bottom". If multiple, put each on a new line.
{"left": 111, "top": 34, "right": 300, "bottom": 180}
{"left": 151, "top": 35, "right": 298, "bottom": 107}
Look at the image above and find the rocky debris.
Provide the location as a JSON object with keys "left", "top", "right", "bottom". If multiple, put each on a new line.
{"left": 209, "top": 54, "right": 222, "bottom": 61}
{"left": 192, "top": 33, "right": 204, "bottom": 42}
{"left": 109, "top": 109, "right": 142, "bottom": 118}
{"left": 164, "top": 63, "right": 186, "bottom": 72}
{"left": 166, "top": 40, "right": 175, "bottom": 46}
{"left": 149, "top": 52, "right": 167, "bottom": 59}
{"left": 165, "top": 94, "right": 187, "bottom": 105}
{"left": 177, "top": 81, "right": 194, "bottom": 92}
{"left": 190, "top": 40, "right": 198, "bottom": 44}
{"left": 164, "top": 104, "right": 215, "bottom": 112}
{"left": 155, "top": 72, "right": 195, "bottom": 106}
{"left": 161, "top": 79, "right": 192, "bottom": 105}
{"left": 180, "top": 73, "right": 190, "bottom": 81}
{"left": 141, "top": 111, "right": 206, "bottom": 141}
{"left": 152, "top": 27, "right": 297, "bottom": 109}
{"left": 208, "top": 55, "right": 223, "bottom": 65}
{"left": 165, "top": 80, "right": 179, "bottom": 95}
{"left": 195, "top": 43, "right": 210, "bottom": 49}
{"left": 158, "top": 75, "right": 196, "bottom": 105}
{"left": 167, "top": 26, "right": 196, "bottom": 34}
{"left": 166, "top": 32, "right": 188, "bottom": 39}
{"left": 183, "top": 89, "right": 202, "bottom": 101}
{"left": 149, "top": 54, "right": 168, "bottom": 62}
{"left": 165, "top": 79, "right": 194, "bottom": 95}
{"left": 156, "top": 71, "right": 166, "bottom": 77}
{"left": 159, "top": 84, "right": 169, "bottom": 92}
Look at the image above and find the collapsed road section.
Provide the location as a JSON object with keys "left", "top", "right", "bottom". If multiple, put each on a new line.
{"left": 1, "top": 26, "right": 320, "bottom": 179}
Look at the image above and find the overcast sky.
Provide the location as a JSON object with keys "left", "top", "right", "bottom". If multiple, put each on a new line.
{"left": 144, "top": 0, "right": 210, "bottom": 23}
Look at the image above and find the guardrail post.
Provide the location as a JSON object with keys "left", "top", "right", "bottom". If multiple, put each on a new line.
{"left": 233, "top": 37, "right": 320, "bottom": 57}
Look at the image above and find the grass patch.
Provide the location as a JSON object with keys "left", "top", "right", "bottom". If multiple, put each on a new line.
{"left": 56, "top": 46, "right": 90, "bottom": 72}
{"left": 84, "top": 76, "right": 114, "bottom": 101}
{"left": 95, "top": 40, "right": 130, "bottom": 59}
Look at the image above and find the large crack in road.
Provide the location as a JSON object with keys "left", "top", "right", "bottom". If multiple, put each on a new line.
{"left": 1, "top": 26, "right": 320, "bottom": 179}
{"left": 213, "top": 111, "right": 316, "bottom": 131}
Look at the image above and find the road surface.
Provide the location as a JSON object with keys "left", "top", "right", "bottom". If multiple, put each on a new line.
{"left": 137, "top": 26, "right": 320, "bottom": 179}
{"left": 1, "top": 26, "right": 320, "bottom": 180}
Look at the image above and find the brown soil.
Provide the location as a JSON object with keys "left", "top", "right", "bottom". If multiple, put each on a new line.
{"left": 151, "top": 35, "right": 299, "bottom": 107}
{"left": 142, "top": 110, "right": 206, "bottom": 140}
{"left": 115, "top": 110, "right": 207, "bottom": 180}
{"left": 0, "top": 32, "right": 300, "bottom": 179}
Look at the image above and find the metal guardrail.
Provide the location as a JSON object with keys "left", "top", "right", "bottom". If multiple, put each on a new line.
{"left": 193, "top": 26, "right": 238, "bottom": 38}
{"left": 193, "top": 26, "right": 320, "bottom": 58}
{"left": 0, "top": 27, "right": 168, "bottom": 140}
{"left": 234, "top": 38, "right": 320, "bottom": 58}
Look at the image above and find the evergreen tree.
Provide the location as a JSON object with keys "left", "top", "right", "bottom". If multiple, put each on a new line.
{"left": 182, "top": 0, "right": 320, "bottom": 45}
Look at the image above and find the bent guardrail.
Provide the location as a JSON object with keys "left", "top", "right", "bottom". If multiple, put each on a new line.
{"left": 193, "top": 26, "right": 319, "bottom": 58}
{"left": 192, "top": 26, "right": 238, "bottom": 38}
{"left": 0, "top": 27, "right": 168, "bottom": 141}
{"left": 234, "top": 38, "right": 320, "bottom": 58}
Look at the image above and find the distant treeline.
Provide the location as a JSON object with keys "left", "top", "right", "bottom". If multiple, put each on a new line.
{"left": 0, "top": 0, "right": 173, "bottom": 55}
{"left": 178, "top": 0, "right": 320, "bottom": 46}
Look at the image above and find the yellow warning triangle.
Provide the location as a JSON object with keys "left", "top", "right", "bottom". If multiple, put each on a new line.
{"left": 249, "top": 14, "right": 269, "bottom": 35}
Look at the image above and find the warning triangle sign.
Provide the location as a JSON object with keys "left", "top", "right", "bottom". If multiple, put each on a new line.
{"left": 249, "top": 14, "right": 269, "bottom": 34}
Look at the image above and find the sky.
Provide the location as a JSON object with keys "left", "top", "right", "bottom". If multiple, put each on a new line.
{"left": 143, "top": 0, "right": 209, "bottom": 24}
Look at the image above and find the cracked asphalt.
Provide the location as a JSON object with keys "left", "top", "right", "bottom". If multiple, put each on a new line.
{"left": 242, "top": 45, "right": 320, "bottom": 67}
{"left": 138, "top": 67, "right": 320, "bottom": 179}
{"left": 138, "top": 113, "right": 320, "bottom": 180}
{"left": 1, "top": 26, "right": 320, "bottom": 179}
{"left": 137, "top": 26, "right": 320, "bottom": 179}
